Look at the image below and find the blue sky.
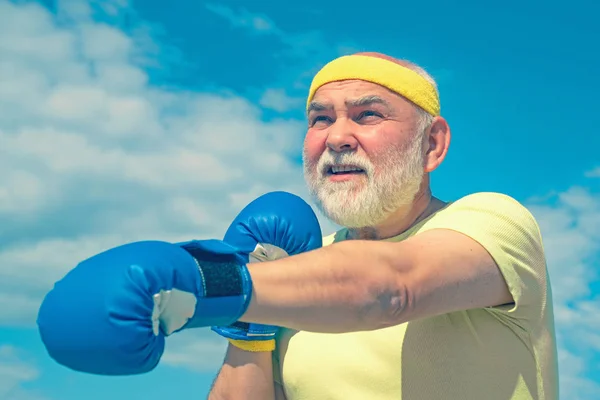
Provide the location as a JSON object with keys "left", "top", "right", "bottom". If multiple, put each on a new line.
{"left": 0, "top": 0, "right": 598, "bottom": 399}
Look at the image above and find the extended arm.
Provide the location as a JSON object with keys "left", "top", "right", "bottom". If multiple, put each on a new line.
{"left": 241, "top": 228, "right": 513, "bottom": 333}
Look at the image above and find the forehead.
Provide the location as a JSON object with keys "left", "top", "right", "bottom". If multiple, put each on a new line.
{"left": 310, "top": 79, "right": 404, "bottom": 106}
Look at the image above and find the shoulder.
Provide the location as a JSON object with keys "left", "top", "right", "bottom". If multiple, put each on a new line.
{"left": 421, "top": 192, "right": 547, "bottom": 278}
{"left": 446, "top": 191, "right": 532, "bottom": 212}
{"left": 432, "top": 192, "right": 542, "bottom": 236}
{"left": 417, "top": 193, "right": 550, "bottom": 321}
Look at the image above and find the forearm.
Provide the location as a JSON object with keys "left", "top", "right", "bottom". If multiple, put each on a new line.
{"left": 241, "top": 240, "right": 409, "bottom": 333}
{"left": 208, "top": 344, "right": 276, "bottom": 400}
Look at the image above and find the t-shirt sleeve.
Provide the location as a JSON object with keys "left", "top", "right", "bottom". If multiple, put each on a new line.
{"left": 419, "top": 192, "right": 550, "bottom": 324}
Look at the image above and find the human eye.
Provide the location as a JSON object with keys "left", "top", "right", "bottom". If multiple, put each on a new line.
{"left": 309, "top": 115, "right": 333, "bottom": 127}
{"left": 356, "top": 110, "right": 383, "bottom": 122}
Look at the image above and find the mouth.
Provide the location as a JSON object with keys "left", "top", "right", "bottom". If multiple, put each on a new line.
{"left": 326, "top": 165, "right": 366, "bottom": 176}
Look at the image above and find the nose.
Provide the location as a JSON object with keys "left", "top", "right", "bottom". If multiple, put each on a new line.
{"left": 326, "top": 118, "right": 358, "bottom": 153}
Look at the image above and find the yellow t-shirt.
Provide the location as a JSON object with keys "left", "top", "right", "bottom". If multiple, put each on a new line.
{"left": 273, "top": 192, "right": 559, "bottom": 400}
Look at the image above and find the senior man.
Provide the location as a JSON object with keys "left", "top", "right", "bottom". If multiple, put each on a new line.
{"left": 208, "top": 52, "right": 559, "bottom": 399}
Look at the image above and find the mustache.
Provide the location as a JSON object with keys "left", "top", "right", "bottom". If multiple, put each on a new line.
{"left": 316, "top": 152, "right": 374, "bottom": 175}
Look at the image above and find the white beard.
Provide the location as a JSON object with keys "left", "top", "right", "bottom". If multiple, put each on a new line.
{"left": 303, "top": 133, "right": 425, "bottom": 228}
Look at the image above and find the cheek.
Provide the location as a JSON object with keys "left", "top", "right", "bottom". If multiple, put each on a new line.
{"left": 303, "top": 129, "right": 326, "bottom": 164}
{"left": 356, "top": 128, "right": 395, "bottom": 158}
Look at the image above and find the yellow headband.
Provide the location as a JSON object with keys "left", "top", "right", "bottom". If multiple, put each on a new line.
{"left": 307, "top": 55, "right": 440, "bottom": 116}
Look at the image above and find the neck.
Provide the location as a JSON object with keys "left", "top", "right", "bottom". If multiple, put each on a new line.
{"left": 347, "top": 184, "right": 445, "bottom": 241}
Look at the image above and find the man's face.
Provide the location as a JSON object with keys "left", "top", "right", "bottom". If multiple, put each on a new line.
{"left": 303, "top": 80, "right": 427, "bottom": 228}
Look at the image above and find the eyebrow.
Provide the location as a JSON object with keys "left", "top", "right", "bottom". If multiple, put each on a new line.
{"left": 348, "top": 95, "right": 393, "bottom": 109}
{"left": 306, "top": 95, "right": 393, "bottom": 115}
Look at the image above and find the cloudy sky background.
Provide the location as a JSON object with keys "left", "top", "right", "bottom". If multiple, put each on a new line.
{"left": 0, "top": 0, "right": 598, "bottom": 398}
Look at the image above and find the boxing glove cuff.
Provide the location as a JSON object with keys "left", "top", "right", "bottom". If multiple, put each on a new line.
{"left": 178, "top": 240, "right": 254, "bottom": 330}
{"left": 227, "top": 338, "right": 276, "bottom": 352}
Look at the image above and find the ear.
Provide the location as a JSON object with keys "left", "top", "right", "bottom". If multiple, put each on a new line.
{"left": 423, "top": 116, "right": 451, "bottom": 173}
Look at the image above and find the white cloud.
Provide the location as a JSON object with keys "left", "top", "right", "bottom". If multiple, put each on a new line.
{"left": 526, "top": 185, "right": 600, "bottom": 398}
{"left": 205, "top": 4, "right": 277, "bottom": 35}
{"left": 558, "top": 349, "right": 600, "bottom": 399}
{"left": 0, "top": 292, "right": 44, "bottom": 326}
{"left": 0, "top": 0, "right": 337, "bottom": 331}
{"left": 0, "top": 345, "right": 49, "bottom": 400}
{"left": 203, "top": 4, "right": 326, "bottom": 59}
{"left": 260, "top": 88, "right": 305, "bottom": 112}
{"left": 585, "top": 166, "right": 600, "bottom": 178}
{"left": 160, "top": 329, "right": 228, "bottom": 372}
{"left": 202, "top": 3, "right": 362, "bottom": 96}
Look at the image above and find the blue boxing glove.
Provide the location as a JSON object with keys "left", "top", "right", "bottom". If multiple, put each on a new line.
{"left": 212, "top": 191, "right": 322, "bottom": 352}
{"left": 38, "top": 238, "right": 252, "bottom": 375}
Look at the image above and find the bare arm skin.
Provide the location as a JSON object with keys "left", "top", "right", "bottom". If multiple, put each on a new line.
{"left": 240, "top": 229, "right": 513, "bottom": 333}
{"left": 208, "top": 344, "right": 286, "bottom": 400}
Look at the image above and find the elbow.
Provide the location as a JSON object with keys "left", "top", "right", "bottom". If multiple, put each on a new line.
{"left": 356, "top": 257, "right": 414, "bottom": 330}
{"left": 364, "top": 279, "right": 412, "bottom": 330}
